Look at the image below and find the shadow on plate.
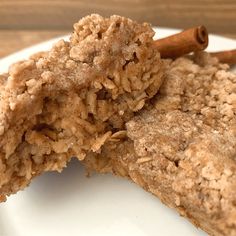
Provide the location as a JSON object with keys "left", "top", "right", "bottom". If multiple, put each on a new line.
{"left": 25, "top": 158, "right": 108, "bottom": 205}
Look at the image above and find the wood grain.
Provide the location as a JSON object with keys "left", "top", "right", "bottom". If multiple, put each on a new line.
{"left": 1, "top": 0, "right": 236, "bottom": 33}
{"left": 0, "top": 30, "right": 68, "bottom": 58}
{"left": 0, "top": 0, "right": 235, "bottom": 58}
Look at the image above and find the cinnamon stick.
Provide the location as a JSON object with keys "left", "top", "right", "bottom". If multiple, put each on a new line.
{"left": 210, "top": 49, "right": 236, "bottom": 65}
{"left": 154, "top": 26, "right": 209, "bottom": 58}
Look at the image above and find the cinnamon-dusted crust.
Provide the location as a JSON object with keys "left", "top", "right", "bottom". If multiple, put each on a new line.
{"left": 0, "top": 14, "right": 163, "bottom": 201}
{"left": 84, "top": 53, "right": 236, "bottom": 236}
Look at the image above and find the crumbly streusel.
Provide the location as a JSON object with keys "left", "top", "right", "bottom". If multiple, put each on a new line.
{"left": 84, "top": 53, "right": 236, "bottom": 236}
{"left": 0, "top": 14, "right": 163, "bottom": 201}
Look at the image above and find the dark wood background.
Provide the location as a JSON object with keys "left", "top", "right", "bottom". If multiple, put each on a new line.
{"left": 0, "top": 0, "right": 236, "bottom": 58}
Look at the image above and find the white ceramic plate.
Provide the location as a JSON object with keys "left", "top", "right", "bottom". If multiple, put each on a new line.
{"left": 0, "top": 28, "right": 235, "bottom": 236}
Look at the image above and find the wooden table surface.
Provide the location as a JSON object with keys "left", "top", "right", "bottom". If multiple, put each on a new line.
{"left": 0, "top": 0, "right": 236, "bottom": 58}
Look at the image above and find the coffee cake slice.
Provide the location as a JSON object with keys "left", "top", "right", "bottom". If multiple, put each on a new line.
{"left": 84, "top": 53, "right": 236, "bottom": 236}
{"left": 0, "top": 14, "right": 163, "bottom": 201}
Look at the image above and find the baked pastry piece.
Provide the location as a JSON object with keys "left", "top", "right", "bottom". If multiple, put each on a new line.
{"left": 0, "top": 14, "right": 163, "bottom": 201}
{"left": 84, "top": 53, "right": 236, "bottom": 236}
